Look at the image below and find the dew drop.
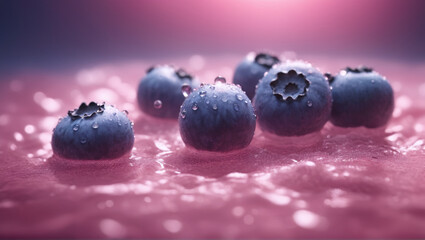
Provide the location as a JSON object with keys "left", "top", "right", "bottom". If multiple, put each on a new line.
{"left": 221, "top": 97, "right": 228, "bottom": 102}
{"left": 153, "top": 100, "right": 162, "bottom": 109}
{"left": 73, "top": 124, "right": 79, "bottom": 132}
{"left": 209, "top": 85, "right": 215, "bottom": 90}
{"left": 92, "top": 122, "right": 99, "bottom": 129}
{"left": 236, "top": 94, "right": 243, "bottom": 101}
{"left": 236, "top": 84, "right": 242, "bottom": 89}
{"left": 206, "top": 100, "right": 210, "bottom": 105}
{"left": 80, "top": 138, "right": 87, "bottom": 144}
{"left": 181, "top": 84, "right": 192, "bottom": 98}
{"left": 192, "top": 103, "right": 198, "bottom": 111}
{"left": 213, "top": 94, "right": 217, "bottom": 98}
{"left": 180, "top": 109, "right": 187, "bottom": 119}
{"left": 307, "top": 101, "right": 313, "bottom": 107}
{"left": 199, "top": 90, "right": 207, "bottom": 97}
{"left": 244, "top": 100, "right": 248, "bottom": 104}
{"left": 214, "top": 76, "right": 226, "bottom": 84}
{"left": 212, "top": 104, "right": 218, "bottom": 110}
{"left": 233, "top": 103, "right": 240, "bottom": 112}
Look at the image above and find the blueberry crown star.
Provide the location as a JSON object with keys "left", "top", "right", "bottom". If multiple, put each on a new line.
{"left": 270, "top": 70, "right": 311, "bottom": 101}
{"left": 68, "top": 102, "right": 105, "bottom": 120}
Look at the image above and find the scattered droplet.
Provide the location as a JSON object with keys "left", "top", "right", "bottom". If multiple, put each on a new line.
{"left": 214, "top": 76, "right": 226, "bottom": 84}
{"left": 212, "top": 104, "right": 218, "bottom": 110}
{"left": 244, "top": 100, "right": 248, "bottom": 104}
{"left": 221, "top": 97, "right": 228, "bottom": 102}
{"left": 154, "top": 100, "right": 162, "bottom": 109}
{"left": 80, "top": 138, "right": 87, "bottom": 144}
{"left": 213, "top": 94, "right": 218, "bottom": 98}
{"left": 181, "top": 84, "right": 192, "bottom": 98}
{"left": 233, "top": 103, "right": 240, "bottom": 111}
{"left": 206, "top": 100, "right": 210, "bottom": 105}
{"left": 236, "top": 94, "right": 243, "bottom": 101}
{"left": 236, "top": 84, "right": 242, "bottom": 89}
{"left": 199, "top": 90, "right": 207, "bottom": 97}
{"left": 209, "top": 85, "right": 215, "bottom": 90}
{"left": 92, "top": 122, "right": 99, "bottom": 129}
{"left": 307, "top": 101, "right": 313, "bottom": 107}
{"left": 180, "top": 109, "right": 187, "bottom": 119}
{"left": 73, "top": 124, "right": 80, "bottom": 132}
{"left": 192, "top": 103, "right": 198, "bottom": 111}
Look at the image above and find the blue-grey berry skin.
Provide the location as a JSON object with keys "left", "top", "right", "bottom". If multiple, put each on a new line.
{"left": 254, "top": 61, "right": 332, "bottom": 136}
{"left": 233, "top": 52, "right": 280, "bottom": 100}
{"left": 137, "top": 65, "right": 200, "bottom": 119}
{"left": 329, "top": 67, "right": 394, "bottom": 128}
{"left": 52, "top": 102, "right": 135, "bottom": 160}
{"left": 179, "top": 82, "right": 256, "bottom": 152}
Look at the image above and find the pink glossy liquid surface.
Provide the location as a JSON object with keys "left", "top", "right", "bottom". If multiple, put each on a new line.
{"left": 1, "top": 55, "right": 425, "bottom": 238}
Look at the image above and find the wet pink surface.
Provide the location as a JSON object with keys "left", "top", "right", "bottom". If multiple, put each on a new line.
{"left": 1, "top": 55, "right": 425, "bottom": 238}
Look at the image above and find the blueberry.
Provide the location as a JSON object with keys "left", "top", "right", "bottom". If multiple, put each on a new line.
{"left": 137, "top": 65, "right": 200, "bottom": 119}
{"left": 329, "top": 67, "right": 394, "bottom": 128}
{"left": 254, "top": 61, "right": 332, "bottom": 136}
{"left": 233, "top": 52, "right": 280, "bottom": 100}
{"left": 179, "top": 77, "right": 256, "bottom": 152}
{"left": 52, "top": 102, "right": 135, "bottom": 160}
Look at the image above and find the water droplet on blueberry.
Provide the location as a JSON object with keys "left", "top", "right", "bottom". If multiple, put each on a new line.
{"left": 221, "top": 97, "right": 228, "bottom": 102}
{"left": 180, "top": 109, "right": 187, "bottom": 119}
{"left": 214, "top": 76, "right": 226, "bottom": 84}
{"left": 206, "top": 100, "right": 210, "bottom": 105}
{"left": 72, "top": 124, "right": 79, "bottom": 132}
{"left": 212, "top": 104, "right": 218, "bottom": 110}
{"left": 153, "top": 100, "right": 162, "bottom": 109}
{"left": 181, "top": 84, "right": 192, "bottom": 98}
{"left": 307, "top": 101, "right": 313, "bottom": 107}
{"left": 92, "top": 122, "right": 99, "bottom": 129}
{"left": 80, "top": 138, "right": 87, "bottom": 144}
{"left": 192, "top": 103, "right": 198, "bottom": 111}
{"left": 199, "top": 90, "right": 207, "bottom": 97}
{"left": 233, "top": 103, "right": 240, "bottom": 112}
{"left": 236, "top": 94, "right": 243, "bottom": 101}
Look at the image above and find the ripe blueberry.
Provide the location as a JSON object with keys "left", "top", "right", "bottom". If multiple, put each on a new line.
{"left": 52, "top": 102, "right": 135, "bottom": 160}
{"left": 254, "top": 61, "right": 332, "bottom": 136}
{"left": 137, "top": 65, "right": 200, "bottom": 119}
{"left": 233, "top": 52, "right": 280, "bottom": 100}
{"left": 329, "top": 67, "right": 394, "bottom": 128}
{"left": 179, "top": 77, "right": 256, "bottom": 152}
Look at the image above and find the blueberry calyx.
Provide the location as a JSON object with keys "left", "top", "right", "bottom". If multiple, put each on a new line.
{"left": 270, "top": 70, "right": 311, "bottom": 101}
{"left": 324, "top": 72, "right": 335, "bottom": 84}
{"left": 254, "top": 53, "right": 280, "bottom": 69}
{"left": 176, "top": 68, "right": 193, "bottom": 80}
{"left": 146, "top": 66, "right": 155, "bottom": 73}
{"left": 67, "top": 102, "right": 105, "bottom": 120}
{"left": 345, "top": 66, "right": 373, "bottom": 73}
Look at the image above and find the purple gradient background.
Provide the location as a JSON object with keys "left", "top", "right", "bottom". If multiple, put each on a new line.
{"left": 1, "top": 0, "right": 425, "bottom": 74}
